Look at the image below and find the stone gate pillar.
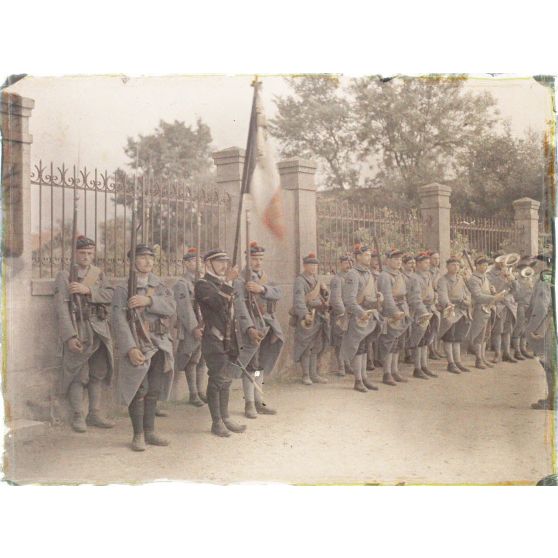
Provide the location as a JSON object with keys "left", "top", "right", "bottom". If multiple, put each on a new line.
{"left": 512, "top": 197, "right": 540, "bottom": 256}
{"left": 419, "top": 183, "right": 452, "bottom": 264}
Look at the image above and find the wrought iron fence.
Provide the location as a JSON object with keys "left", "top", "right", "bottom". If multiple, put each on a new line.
{"left": 31, "top": 161, "right": 232, "bottom": 279}
{"left": 450, "top": 213, "right": 516, "bottom": 257}
{"left": 316, "top": 198, "right": 423, "bottom": 274}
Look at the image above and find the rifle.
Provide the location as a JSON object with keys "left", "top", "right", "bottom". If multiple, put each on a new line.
{"left": 373, "top": 236, "right": 383, "bottom": 272}
{"left": 127, "top": 158, "right": 152, "bottom": 350}
{"left": 68, "top": 186, "right": 85, "bottom": 341}
{"left": 193, "top": 208, "right": 205, "bottom": 330}
{"left": 462, "top": 250, "right": 475, "bottom": 274}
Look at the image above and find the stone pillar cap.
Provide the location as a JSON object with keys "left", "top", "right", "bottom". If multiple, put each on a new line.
{"left": 418, "top": 182, "right": 452, "bottom": 196}
{"left": 512, "top": 197, "right": 541, "bottom": 208}
{"left": 212, "top": 146, "right": 246, "bottom": 161}
{"left": 277, "top": 158, "right": 318, "bottom": 174}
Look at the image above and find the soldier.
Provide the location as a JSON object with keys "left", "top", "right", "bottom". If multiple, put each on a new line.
{"left": 437, "top": 256, "right": 472, "bottom": 374}
{"left": 377, "top": 249, "right": 411, "bottom": 386}
{"left": 112, "top": 244, "right": 176, "bottom": 451}
{"left": 401, "top": 254, "right": 416, "bottom": 364}
{"left": 368, "top": 250, "right": 382, "bottom": 369}
{"left": 428, "top": 251, "right": 443, "bottom": 360}
{"left": 194, "top": 249, "right": 263, "bottom": 437}
{"left": 54, "top": 235, "right": 115, "bottom": 433}
{"left": 511, "top": 256, "right": 536, "bottom": 360}
{"left": 487, "top": 253, "right": 519, "bottom": 363}
{"left": 526, "top": 255, "right": 555, "bottom": 410}
{"left": 340, "top": 244, "right": 382, "bottom": 392}
{"left": 239, "top": 241, "right": 284, "bottom": 419}
{"left": 407, "top": 252, "right": 440, "bottom": 379}
{"left": 291, "top": 253, "right": 330, "bottom": 385}
{"left": 466, "top": 256, "right": 506, "bottom": 369}
{"left": 173, "top": 247, "right": 206, "bottom": 407}
{"left": 330, "top": 255, "right": 353, "bottom": 377}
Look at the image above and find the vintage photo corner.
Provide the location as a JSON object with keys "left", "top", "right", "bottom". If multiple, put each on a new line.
{"left": 0, "top": 73, "right": 556, "bottom": 485}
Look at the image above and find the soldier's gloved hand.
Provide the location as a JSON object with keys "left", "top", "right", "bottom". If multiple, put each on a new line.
{"left": 495, "top": 291, "right": 506, "bottom": 302}
{"left": 193, "top": 327, "right": 203, "bottom": 341}
{"left": 128, "top": 295, "right": 152, "bottom": 309}
{"left": 304, "top": 313, "right": 313, "bottom": 323}
{"left": 67, "top": 337, "right": 83, "bottom": 353}
{"left": 246, "top": 281, "right": 265, "bottom": 294}
{"left": 248, "top": 327, "right": 265, "bottom": 344}
{"left": 69, "top": 282, "right": 91, "bottom": 295}
{"left": 226, "top": 265, "right": 239, "bottom": 282}
{"left": 128, "top": 347, "right": 146, "bottom": 366}
{"left": 393, "top": 311, "right": 405, "bottom": 321}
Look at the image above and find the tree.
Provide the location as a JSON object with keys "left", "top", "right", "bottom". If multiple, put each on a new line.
{"left": 124, "top": 118, "right": 214, "bottom": 185}
{"left": 269, "top": 76, "right": 360, "bottom": 190}
{"left": 351, "top": 75, "right": 500, "bottom": 204}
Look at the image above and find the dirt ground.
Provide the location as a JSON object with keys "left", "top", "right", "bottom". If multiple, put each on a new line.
{"left": 3, "top": 355, "right": 555, "bottom": 485}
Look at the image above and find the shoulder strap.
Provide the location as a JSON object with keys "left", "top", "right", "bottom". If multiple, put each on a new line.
{"left": 357, "top": 273, "right": 375, "bottom": 305}
{"left": 82, "top": 265, "right": 101, "bottom": 288}
{"left": 305, "top": 280, "right": 321, "bottom": 304}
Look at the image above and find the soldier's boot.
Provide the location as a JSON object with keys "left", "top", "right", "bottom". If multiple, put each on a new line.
{"left": 186, "top": 365, "right": 205, "bottom": 407}
{"left": 128, "top": 397, "right": 146, "bottom": 452}
{"left": 474, "top": 344, "right": 487, "bottom": 369}
{"left": 242, "top": 373, "right": 258, "bottom": 419}
{"left": 334, "top": 347, "right": 346, "bottom": 376}
{"left": 301, "top": 353, "right": 313, "bottom": 385}
{"left": 391, "top": 351, "right": 407, "bottom": 383}
{"left": 502, "top": 333, "right": 517, "bottom": 363}
{"left": 196, "top": 362, "right": 208, "bottom": 403}
{"left": 480, "top": 343, "right": 494, "bottom": 367}
{"left": 68, "top": 381, "right": 87, "bottom": 433}
{"left": 512, "top": 337, "right": 526, "bottom": 360}
{"left": 207, "top": 385, "right": 230, "bottom": 437}
{"left": 309, "top": 354, "right": 328, "bottom": 383}
{"left": 491, "top": 335, "right": 502, "bottom": 363}
{"left": 254, "top": 373, "right": 277, "bottom": 415}
{"left": 361, "top": 356, "right": 378, "bottom": 390}
{"left": 519, "top": 338, "right": 534, "bottom": 359}
{"left": 420, "top": 346, "right": 437, "bottom": 377}
{"left": 444, "top": 342, "right": 460, "bottom": 374}
{"left": 382, "top": 353, "right": 397, "bottom": 386}
{"left": 352, "top": 355, "right": 367, "bottom": 392}
{"left": 412, "top": 347, "right": 428, "bottom": 379}
{"left": 86, "top": 379, "right": 115, "bottom": 428}
{"left": 220, "top": 387, "right": 246, "bottom": 433}
{"left": 453, "top": 343, "right": 470, "bottom": 372}
{"left": 143, "top": 396, "right": 170, "bottom": 446}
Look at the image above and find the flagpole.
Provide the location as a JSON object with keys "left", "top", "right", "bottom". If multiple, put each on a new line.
{"left": 232, "top": 76, "right": 260, "bottom": 267}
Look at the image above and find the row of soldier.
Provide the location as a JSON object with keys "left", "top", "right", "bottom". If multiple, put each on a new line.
{"left": 54, "top": 236, "right": 554, "bottom": 452}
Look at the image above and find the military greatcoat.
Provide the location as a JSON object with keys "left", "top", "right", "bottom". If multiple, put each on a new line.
{"left": 437, "top": 273, "right": 472, "bottom": 340}
{"left": 466, "top": 271, "right": 497, "bottom": 344}
{"left": 329, "top": 270, "right": 349, "bottom": 348}
{"left": 112, "top": 273, "right": 176, "bottom": 406}
{"left": 54, "top": 265, "right": 115, "bottom": 394}
{"left": 406, "top": 270, "right": 441, "bottom": 348}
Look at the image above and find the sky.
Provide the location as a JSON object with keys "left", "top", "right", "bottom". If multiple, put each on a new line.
{"left": 5, "top": 74, "right": 554, "bottom": 175}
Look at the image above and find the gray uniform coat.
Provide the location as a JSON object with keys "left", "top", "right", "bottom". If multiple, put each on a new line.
{"left": 525, "top": 275, "right": 554, "bottom": 361}
{"left": 513, "top": 275, "right": 534, "bottom": 339}
{"left": 292, "top": 273, "right": 330, "bottom": 362}
{"left": 486, "top": 267, "right": 518, "bottom": 322}
{"left": 173, "top": 271, "right": 202, "bottom": 371}
{"left": 377, "top": 269, "right": 411, "bottom": 339}
{"left": 339, "top": 264, "right": 382, "bottom": 362}
{"left": 437, "top": 273, "right": 472, "bottom": 339}
{"left": 54, "top": 266, "right": 115, "bottom": 394}
{"left": 466, "top": 271, "right": 497, "bottom": 344}
{"left": 238, "top": 268, "right": 284, "bottom": 375}
{"left": 112, "top": 273, "right": 176, "bottom": 406}
{"left": 329, "top": 271, "right": 349, "bottom": 346}
{"left": 407, "top": 270, "right": 441, "bottom": 347}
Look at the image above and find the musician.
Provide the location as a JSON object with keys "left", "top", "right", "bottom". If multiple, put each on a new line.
{"left": 407, "top": 252, "right": 440, "bottom": 379}
{"left": 428, "top": 250, "right": 444, "bottom": 360}
{"left": 437, "top": 256, "right": 472, "bottom": 374}
{"left": 330, "top": 255, "right": 353, "bottom": 377}
{"left": 367, "top": 250, "right": 382, "bottom": 370}
{"left": 291, "top": 253, "right": 330, "bottom": 385}
{"left": 239, "top": 241, "right": 284, "bottom": 418}
{"left": 487, "top": 252, "right": 519, "bottom": 363}
{"left": 377, "top": 248, "right": 411, "bottom": 385}
{"left": 511, "top": 256, "right": 536, "bottom": 360}
{"left": 173, "top": 247, "right": 206, "bottom": 407}
{"left": 112, "top": 244, "right": 176, "bottom": 451}
{"left": 401, "top": 254, "right": 417, "bottom": 365}
{"left": 466, "top": 256, "right": 505, "bottom": 369}
{"left": 340, "top": 244, "right": 382, "bottom": 392}
{"left": 193, "top": 249, "right": 263, "bottom": 437}
{"left": 54, "top": 236, "right": 115, "bottom": 433}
